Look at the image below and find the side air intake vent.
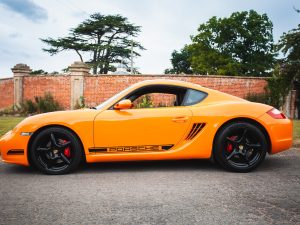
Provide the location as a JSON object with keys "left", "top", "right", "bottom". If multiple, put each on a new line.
{"left": 186, "top": 123, "right": 206, "bottom": 140}
{"left": 7, "top": 149, "right": 24, "bottom": 155}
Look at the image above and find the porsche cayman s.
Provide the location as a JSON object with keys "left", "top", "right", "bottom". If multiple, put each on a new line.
{"left": 0, "top": 79, "right": 292, "bottom": 174}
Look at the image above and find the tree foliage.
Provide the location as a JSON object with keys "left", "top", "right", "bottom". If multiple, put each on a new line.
{"left": 277, "top": 23, "right": 300, "bottom": 80}
{"left": 166, "top": 10, "right": 276, "bottom": 76}
{"left": 29, "top": 70, "right": 59, "bottom": 75}
{"left": 135, "top": 95, "right": 153, "bottom": 108}
{"left": 190, "top": 10, "right": 275, "bottom": 76}
{"left": 165, "top": 46, "right": 193, "bottom": 74}
{"left": 30, "top": 69, "right": 48, "bottom": 75}
{"left": 266, "top": 9, "right": 300, "bottom": 110}
{"left": 248, "top": 8, "right": 300, "bottom": 109}
{"left": 41, "top": 13, "right": 144, "bottom": 74}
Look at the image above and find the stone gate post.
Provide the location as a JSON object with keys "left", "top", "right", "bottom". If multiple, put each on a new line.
{"left": 69, "top": 62, "right": 90, "bottom": 109}
{"left": 11, "top": 64, "right": 31, "bottom": 107}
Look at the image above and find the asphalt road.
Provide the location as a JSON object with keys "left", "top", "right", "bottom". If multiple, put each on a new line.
{"left": 0, "top": 148, "right": 299, "bottom": 225}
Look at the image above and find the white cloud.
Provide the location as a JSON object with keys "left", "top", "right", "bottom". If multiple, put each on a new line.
{"left": 0, "top": 0, "right": 47, "bottom": 22}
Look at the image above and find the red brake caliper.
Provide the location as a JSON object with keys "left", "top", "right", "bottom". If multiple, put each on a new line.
{"left": 226, "top": 136, "right": 237, "bottom": 153}
{"left": 62, "top": 140, "right": 71, "bottom": 158}
{"left": 226, "top": 143, "right": 233, "bottom": 153}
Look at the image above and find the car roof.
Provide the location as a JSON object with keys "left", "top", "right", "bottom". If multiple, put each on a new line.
{"left": 133, "top": 79, "right": 202, "bottom": 90}
{"left": 131, "top": 79, "right": 246, "bottom": 104}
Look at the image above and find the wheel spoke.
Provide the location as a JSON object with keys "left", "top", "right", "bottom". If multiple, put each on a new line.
{"left": 50, "top": 155, "right": 61, "bottom": 161}
{"left": 242, "top": 154, "right": 250, "bottom": 165}
{"left": 50, "top": 133, "right": 60, "bottom": 148}
{"left": 60, "top": 153, "right": 71, "bottom": 165}
{"left": 246, "top": 143, "right": 261, "bottom": 149}
{"left": 226, "top": 149, "right": 238, "bottom": 160}
{"left": 37, "top": 147, "right": 50, "bottom": 152}
{"left": 237, "top": 128, "right": 248, "bottom": 143}
{"left": 42, "top": 157, "right": 52, "bottom": 169}
{"left": 60, "top": 141, "right": 71, "bottom": 148}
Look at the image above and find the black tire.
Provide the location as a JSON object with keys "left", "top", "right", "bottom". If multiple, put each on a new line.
{"left": 29, "top": 127, "right": 83, "bottom": 175}
{"left": 213, "top": 122, "right": 267, "bottom": 172}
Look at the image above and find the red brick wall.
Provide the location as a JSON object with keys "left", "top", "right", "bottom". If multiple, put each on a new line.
{"left": 84, "top": 75, "right": 268, "bottom": 107}
{"left": 0, "top": 74, "right": 267, "bottom": 110}
{"left": 0, "top": 78, "right": 14, "bottom": 109}
{"left": 23, "top": 75, "right": 71, "bottom": 109}
{"left": 84, "top": 75, "right": 151, "bottom": 107}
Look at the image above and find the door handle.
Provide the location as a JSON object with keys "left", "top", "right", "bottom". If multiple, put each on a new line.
{"left": 172, "top": 116, "right": 189, "bottom": 123}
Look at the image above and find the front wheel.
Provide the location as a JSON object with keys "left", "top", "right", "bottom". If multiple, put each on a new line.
{"left": 29, "top": 127, "right": 83, "bottom": 175}
{"left": 213, "top": 122, "right": 267, "bottom": 172}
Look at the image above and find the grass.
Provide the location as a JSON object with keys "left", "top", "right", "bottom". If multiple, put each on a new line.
{"left": 0, "top": 116, "right": 299, "bottom": 143}
{"left": 0, "top": 117, "right": 25, "bottom": 137}
{"left": 293, "top": 120, "right": 300, "bottom": 142}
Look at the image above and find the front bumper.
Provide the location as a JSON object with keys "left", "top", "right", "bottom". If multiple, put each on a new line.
{"left": 0, "top": 130, "right": 30, "bottom": 166}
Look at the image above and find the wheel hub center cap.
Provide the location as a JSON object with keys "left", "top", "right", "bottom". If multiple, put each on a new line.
{"left": 53, "top": 149, "right": 59, "bottom": 154}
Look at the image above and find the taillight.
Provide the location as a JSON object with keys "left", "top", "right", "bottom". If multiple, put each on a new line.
{"left": 267, "top": 108, "right": 286, "bottom": 119}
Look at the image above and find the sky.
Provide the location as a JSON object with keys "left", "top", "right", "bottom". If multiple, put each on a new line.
{"left": 0, "top": 0, "right": 299, "bottom": 78}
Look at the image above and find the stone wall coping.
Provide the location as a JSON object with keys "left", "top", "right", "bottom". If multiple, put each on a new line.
{"left": 23, "top": 74, "right": 69, "bottom": 78}
{"left": 85, "top": 74, "right": 271, "bottom": 80}
{"left": 0, "top": 74, "right": 271, "bottom": 80}
{"left": 0, "top": 77, "right": 13, "bottom": 81}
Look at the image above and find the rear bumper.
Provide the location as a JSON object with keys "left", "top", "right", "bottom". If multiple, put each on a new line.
{"left": 0, "top": 130, "right": 30, "bottom": 166}
{"left": 258, "top": 114, "right": 293, "bottom": 154}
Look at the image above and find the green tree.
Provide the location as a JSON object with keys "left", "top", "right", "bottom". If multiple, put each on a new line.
{"left": 250, "top": 8, "right": 300, "bottom": 109}
{"left": 277, "top": 23, "right": 300, "bottom": 80}
{"left": 184, "top": 10, "right": 275, "bottom": 76}
{"left": 30, "top": 69, "right": 59, "bottom": 75}
{"left": 30, "top": 69, "right": 48, "bottom": 75}
{"left": 165, "top": 46, "right": 193, "bottom": 74}
{"left": 136, "top": 95, "right": 153, "bottom": 108}
{"left": 41, "top": 13, "right": 144, "bottom": 74}
{"left": 267, "top": 8, "right": 300, "bottom": 110}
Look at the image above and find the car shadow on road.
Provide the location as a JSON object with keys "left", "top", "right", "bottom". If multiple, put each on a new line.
{"left": 77, "top": 159, "right": 221, "bottom": 174}
{"left": 1, "top": 159, "right": 221, "bottom": 175}
{"left": 78, "top": 155, "right": 292, "bottom": 174}
{"left": 1, "top": 155, "right": 292, "bottom": 175}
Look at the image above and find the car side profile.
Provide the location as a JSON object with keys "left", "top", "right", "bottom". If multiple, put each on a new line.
{"left": 0, "top": 79, "right": 293, "bottom": 174}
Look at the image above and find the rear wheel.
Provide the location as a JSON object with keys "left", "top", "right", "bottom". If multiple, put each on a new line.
{"left": 214, "top": 122, "right": 267, "bottom": 172}
{"left": 29, "top": 127, "right": 83, "bottom": 175}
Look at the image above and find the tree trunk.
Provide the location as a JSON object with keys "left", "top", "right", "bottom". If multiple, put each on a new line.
{"left": 92, "top": 50, "right": 97, "bottom": 74}
{"left": 75, "top": 50, "right": 83, "bottom": 62}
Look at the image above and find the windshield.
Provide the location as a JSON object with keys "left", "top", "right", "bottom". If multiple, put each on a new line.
{"left": 95, "top": 85, "right": 134, "bottom": 110}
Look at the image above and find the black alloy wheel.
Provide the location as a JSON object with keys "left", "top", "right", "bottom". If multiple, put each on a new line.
{"left": 214, "top": 122, "right": 267, "bottom": 172}
{"left": 30, "top": 127, "right": 83, "bottom": 175}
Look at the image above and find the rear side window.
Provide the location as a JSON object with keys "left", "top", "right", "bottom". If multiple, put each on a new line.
{"left": 182, "top": 89, "right": 207, "bottom": 106}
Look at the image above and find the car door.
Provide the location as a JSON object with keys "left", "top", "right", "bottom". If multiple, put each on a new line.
{"left": 93, "top": 107, "right": 192, "bottom": 152}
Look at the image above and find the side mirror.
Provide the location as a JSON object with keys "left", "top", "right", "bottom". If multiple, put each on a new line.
{"left": 114, "top": 99, "right": 133, "bottom": 110}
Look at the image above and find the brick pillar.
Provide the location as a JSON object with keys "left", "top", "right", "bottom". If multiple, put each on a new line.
{"left": 69, "top": 61, "right": 90, "bottom": 109}
{"left": 11, "top": 64, "right": 31, "bottom": 107}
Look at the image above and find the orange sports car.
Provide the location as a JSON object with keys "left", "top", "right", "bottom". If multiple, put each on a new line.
{"left": 0, "top": 79, "right": 293, "bottom": 174}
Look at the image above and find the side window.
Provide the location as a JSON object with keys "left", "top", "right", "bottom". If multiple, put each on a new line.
{"left": 121, "top": 85, "right": 197, "bottom": 109}
{"left": 183, "top": 89, "right": 207, "bottom": 106}
{"left": 133, "top": 93, "right": 177, "bottom": 109}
